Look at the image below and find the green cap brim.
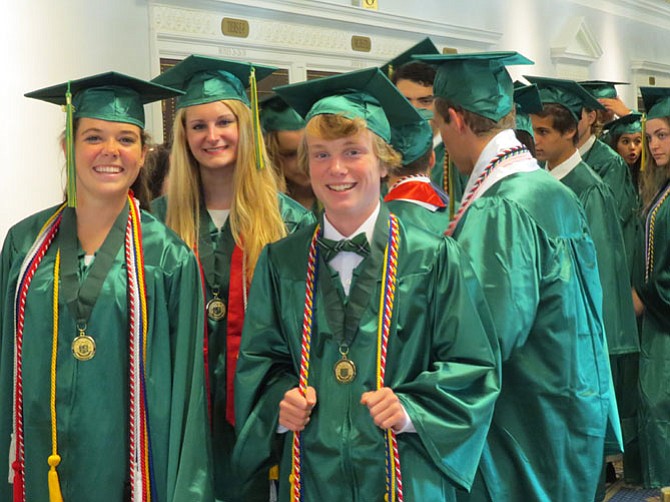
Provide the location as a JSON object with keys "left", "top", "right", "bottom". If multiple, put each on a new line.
{"left": 641, "top": 87, "right": 670, "bottom": 120}
{"left": 578, "top": 80, "right": 627, "bottom": 100}
{"left": 514, "top": 84, "right": 543, "bottom": 114}
{"left": 381, "top": 37, "right": 439, "bottom": 78}
{"left": 414, "top": 51, "right": 534, "bottom": 121}
{"left": 152, "top": 55, "right": 277, "bottom": 109}
{"left": 602, "top": 112, "right": 642, "bottom": 136}
{"left": 390, "top": 108, "right": 434, "bottom": 166}
{"left": 25, "top": 71, "right": 183, "bottom": 128}
{"left": 260, "top": 95, "right": 306, "bottom": 132}
{"left": 524, "top": 75, "right": 604, "bottom": 122}
{"left": 274, "top": 67, "right": 423, "bottom": 143}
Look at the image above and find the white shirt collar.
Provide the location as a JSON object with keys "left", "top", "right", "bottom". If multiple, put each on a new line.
{"left": 548, "top": 149, "right": 582, "bottom": 181}
{"left": 323, "top": 202, "right": 380, "bottom": 244}
{"left": 578, "top": 134, "right": 596, "bottom": 157}
{"left": 433, "top": 132, "right": 443, "bottom": 149}
{"left": 462, "top": 129, "right": 519, "bottom": 197}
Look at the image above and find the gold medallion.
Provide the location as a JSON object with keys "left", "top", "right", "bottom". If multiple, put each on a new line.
{"left": 206, "top": 297, "right": 227, "bottom": 321}
{"left": 334, "top": 356, "right": 356, "bottom": 384}
{"left": 72, "top": 333, "right": 96, "bottom": 361}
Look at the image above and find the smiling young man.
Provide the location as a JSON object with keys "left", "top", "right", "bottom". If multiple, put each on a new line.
{"left": 233, "top": 68, "right": 501, "bottom": 502}
{"left": 528, "top": 75, "right": 639, "bottom": 500}
{"left": 414, "top": 51, "right": 615, "bottom": 502}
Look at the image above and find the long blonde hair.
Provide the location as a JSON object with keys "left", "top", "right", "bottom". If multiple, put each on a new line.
{"left": 165, "top": 99, "right": 286, "bottom": 281}
{"left": 641, "top": 116, "right": 670, "bottom": 210}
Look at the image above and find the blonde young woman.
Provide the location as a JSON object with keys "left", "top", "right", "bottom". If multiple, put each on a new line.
{"left": 1, "top": 73, "right": 212, "bottom": 501}
{"left": 633, "top": 88, "right": 670, "bottom": 489}
{"left": 151, "top": 55, "right": 312, "bottom": 502}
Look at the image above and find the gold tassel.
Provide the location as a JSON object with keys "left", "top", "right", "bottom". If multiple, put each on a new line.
{"left": 249, "top": 67, "right": 265, "bottom": 170}
{"left": 387, "top": 64, "right": 394, "bottom": 80}
{"left": 64, "top": 81, "right": 77, "bottom": 207}
{"left": 640, "top": 113, "right": 647, "bottom": 173}
{"left": 47, "top": 454, "right": 63, "bottom": 502}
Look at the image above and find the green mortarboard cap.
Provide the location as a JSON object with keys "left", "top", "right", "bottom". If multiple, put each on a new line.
{"left": 414, "top": 51, "right": 534, "bottom": 121}
{"left": 524, "top": 75, "right": 604, "bottom": 122}
{"left": 390, "top": 108, "right": 434, "bottom": 166}
{"left": 152, "top": 54, "right": 277, "bottom": 109}
{"left": 260, "top": 95, "right": 306, "bottom": 132}
{"left": 514, "top": 84, "right": 542, "bottom": 137}
{"left": 640, "top": 87, "right": 670, "bottom": 120}
{"left": 25, "top": 71, "right": 182, "bottom": 128}
{"left": 381, "top": 37, "right": 439, "bottom": 79}
{"left": 603, "top": 112, "right": 642, "bottom": 136}
{"left": 273, "top": 67, "right": 423, "bottom": 143}
{"left": 578, "top": 80, "right": 627, "bottom": 100}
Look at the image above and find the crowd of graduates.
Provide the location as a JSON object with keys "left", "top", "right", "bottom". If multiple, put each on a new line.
{"left": 0, "top": 37, "right": 668, "bottom": 502}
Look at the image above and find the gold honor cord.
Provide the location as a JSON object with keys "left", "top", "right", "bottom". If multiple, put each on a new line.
{"left": 48, "top": 250, "right": 63, "bottom": 502}
{"left": 641, "top": 113, "right": 647, "bottom": 173}
{"left": 64, "top": 82, "right": 77, "bottom": 208}
{"left": 249, "top": 67, "right": 265, "bottom": 170}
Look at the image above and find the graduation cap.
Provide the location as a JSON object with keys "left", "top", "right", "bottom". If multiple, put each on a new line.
{"left": 25, "top": 71, "right": 182, "bottom": 128}
{"left": 390, "top": 108, "right": 434, "bottom": 166}
{"left": 413, "top": 51, "right": 534, "bottom": 121}
{"left": 25, "top": 71, "right": 183, "bottom": 208}
{"left": 578, "top": 80, "right": 627, "bottom": 100}
{"left": 524, "top": 75, "right": 604, "bottom": 122}
{"left": 381, "top": 37, "right": 439, "bottom": 80}
{"left": 640, "top": 87, "right": 670, "bottom": 120}
{"left": 151, "top": 54, "right": 277, "bottom": 109}
{"left": 273, "top": 67, "right": 424, "bottom": 143}
{"left": 260, "top": 95, "right": 306, "bottom": 133}
{"left": 602, "top": 112, "right": 642, "bottom": 136}
{"left": 514, "top": 83, "right": 542, "bottom": 137}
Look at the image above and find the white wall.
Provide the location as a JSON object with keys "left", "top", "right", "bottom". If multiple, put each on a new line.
{"left": 3, "top": 0, "right": 670, "bottom": 240}
{"left": 1, "top": 0, "right": 153, "bottom": 240}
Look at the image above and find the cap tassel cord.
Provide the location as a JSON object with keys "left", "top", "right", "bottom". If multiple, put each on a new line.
{"left": 249, "top": 67, "right": 265, "bottom": 170}
{"left": 64, "top": 82, "right": 77, "bottom": 207}
{"left": 641, "top": 113, "right": 647, "bottom": 173}
{"left": 48, "top": 250, "right": 63, "bottom": 502}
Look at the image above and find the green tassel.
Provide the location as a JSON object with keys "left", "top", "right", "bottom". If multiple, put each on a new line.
{"left": 64, "top": 81, "right": 77, "bottom": 207}
{"left": 640, "top": 113, "right": 647, "bottom": 173}
{"left": 249, "top": 67, "right": 265, "bottom": 170}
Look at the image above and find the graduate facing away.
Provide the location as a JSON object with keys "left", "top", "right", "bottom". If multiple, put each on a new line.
{"left": 1, "top": 73, "right": 213, "bottom": 501}
{"left": 233, "top": 67, "right": 501, "bottom": 501}
{"left": 415, "top": 51, "right": 615, "bottom": 501}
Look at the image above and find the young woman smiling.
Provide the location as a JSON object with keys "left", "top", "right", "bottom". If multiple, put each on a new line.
{"left": 0, "top": 72, "right": 213, "bottom": 502}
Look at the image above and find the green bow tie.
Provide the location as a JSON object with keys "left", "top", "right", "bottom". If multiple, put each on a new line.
{"left": 317, "top": 233, "right": 371, "bottom": 262}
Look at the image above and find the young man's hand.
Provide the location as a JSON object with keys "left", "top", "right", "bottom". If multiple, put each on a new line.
{"left": 279, "top": 386, "right": 317, "bottom": 432}
{"left": 361, "top": 388, "right": 410, "bottom": 432}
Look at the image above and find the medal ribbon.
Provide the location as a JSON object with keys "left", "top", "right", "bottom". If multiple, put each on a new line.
{"left": 290, "top": 215, "right": 401, "bottom": 502}
{"left": 10, "top": 195, "right": 153, "bottom": 502}
{"left": 644, "top": 181, "right": 670, "bottom": 281}
{"left": 445, "top": 146, "right": 530, "bottom": 236}
{"left": 384, "top": 175, "right": 446, "bottom": 208}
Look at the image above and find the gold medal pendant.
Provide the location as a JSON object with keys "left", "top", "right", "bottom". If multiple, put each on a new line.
{"left": 334, "top": 353, "right": 356, "bottom": 384}
{"left": 72, "top": 329, "right": 96, "bottom": 361}
{"left": 206, "top": 296, "right": 227, "bottom": 321}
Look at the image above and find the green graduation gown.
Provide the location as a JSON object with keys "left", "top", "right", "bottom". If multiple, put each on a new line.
{"left": 557, "top": 160, "right": 639, "bottom": 356}
{"left": 234, "top": 206, "right": 501, "bottom": 502}
{"left": 0, "top": 205, "right": 213, "bottom": 501}
{"left": 635, "top": 180, "right": 670, "bottom": 488}
{"left": 152, "top": 193, "right": 313, "bottom": 502}
{"left": 452, "top": 154, "right": 611, "bottom": 499}
{"left": 581, "top": 138, "right": 640, "bottom": 277}
{"left": 385, "top": 200, "right": 450, "bottom": 235}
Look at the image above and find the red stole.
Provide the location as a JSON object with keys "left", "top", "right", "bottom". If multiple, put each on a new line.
{"left": 225, "top": 244, "right": 246, "bottom": 425}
